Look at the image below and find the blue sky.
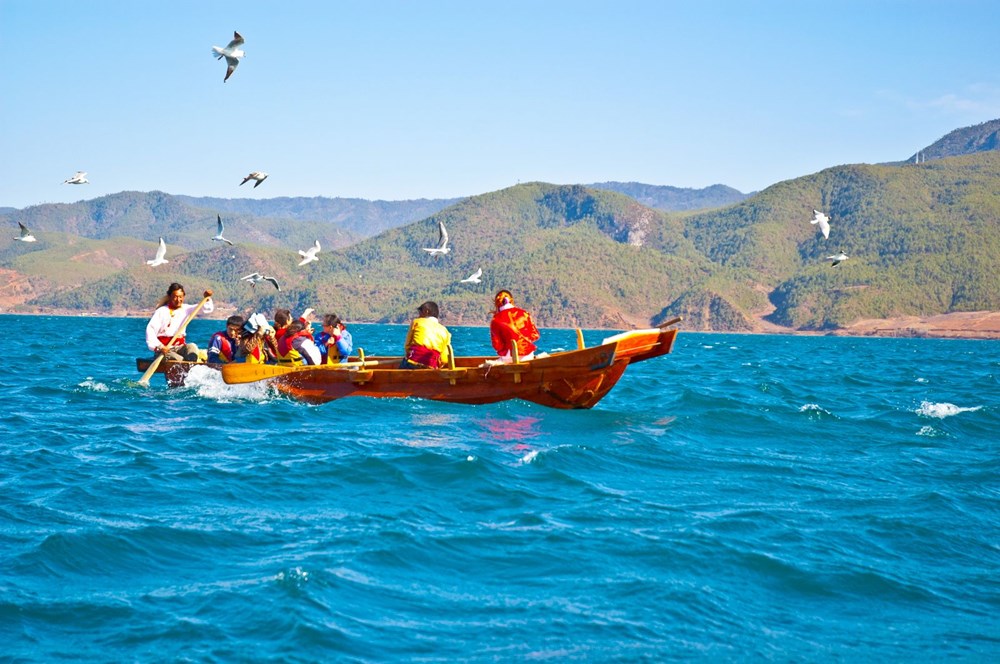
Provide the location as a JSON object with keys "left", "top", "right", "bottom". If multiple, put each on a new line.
{"left": 2, "top": 1, "right": 999, "bottom": 209}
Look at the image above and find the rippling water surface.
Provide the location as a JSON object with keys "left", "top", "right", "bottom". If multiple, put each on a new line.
{"left": 2, "top": 315, "right": 998, "bottom": 660}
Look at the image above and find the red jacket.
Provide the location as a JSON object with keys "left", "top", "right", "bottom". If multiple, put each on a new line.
{"left": 490, "top": 307, "right": 539, "bottom": 357}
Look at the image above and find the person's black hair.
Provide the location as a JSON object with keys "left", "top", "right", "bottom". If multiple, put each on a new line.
{"left": 418, "top": 301, "right": 439, "bottom": 318}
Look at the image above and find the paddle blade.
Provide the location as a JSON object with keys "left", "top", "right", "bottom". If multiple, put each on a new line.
{"left": 137, "top": 354, "right": 164, "bottom": 387}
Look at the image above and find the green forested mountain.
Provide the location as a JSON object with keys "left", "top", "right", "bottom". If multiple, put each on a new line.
{"left": 3, "top": 143, "right": 1000, "bottom": 332}
{"left": 587, "top": 182, "right": 750, "bottom": 210}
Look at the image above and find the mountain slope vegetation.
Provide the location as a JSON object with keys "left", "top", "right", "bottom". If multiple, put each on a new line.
{"left": 906, "top": 118, "right": 1000, "bottom": 163}
{"left": 588, "top": 182, "right": 749, "bottom": 210}
{"left": 3, "top": 122, "right": 1000, "bottom": 332}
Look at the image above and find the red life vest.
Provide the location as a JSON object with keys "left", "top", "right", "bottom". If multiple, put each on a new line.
{"left": 277, "top": 329, "right": 312, "bottom": 365}
{"left": 209, "top": 332, "right": 236, "bottom": 362}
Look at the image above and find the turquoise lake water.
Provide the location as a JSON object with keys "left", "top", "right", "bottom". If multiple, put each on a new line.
{"left": 1, "top": 315, "right": 998, "bottom": 661}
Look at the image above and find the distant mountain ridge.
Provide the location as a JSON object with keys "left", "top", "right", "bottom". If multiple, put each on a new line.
{"left": 174, "top": 195, "right": 464, "bottom": 237}
{"left": 0, "top": 182, "right": 743, "bottom": 248}
{"left": 587, "top": 182, "right": 750, "bottom": 210}
{"left": 906, "top": 118, "right": 1000, "bottom": 163}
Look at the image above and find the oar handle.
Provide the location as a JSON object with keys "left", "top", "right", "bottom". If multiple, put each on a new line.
{"left": 138, "top": 290, "right": 213, "bottom": 387}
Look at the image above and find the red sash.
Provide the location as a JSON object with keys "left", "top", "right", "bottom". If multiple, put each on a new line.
{"left": 406, "top": 344, "right": 442, "bottom": 368}
{"left": 157, "top": 335, "right": 185, "bottom": 348}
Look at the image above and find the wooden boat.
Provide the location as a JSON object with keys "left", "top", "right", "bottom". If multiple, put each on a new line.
{"left": 212, "top": 319, "right": 681, "bottom": 409}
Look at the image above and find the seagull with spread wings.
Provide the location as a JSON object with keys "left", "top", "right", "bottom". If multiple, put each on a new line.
{"left": 14, "top": 222, "right": 37, "bottom": 242}
{"left": 422, "top": 220, "right": 450, "bottom": 256}
{"left": 460, "top": 268, "right": 482, "bottom": 284}
{"left": 298, "top": 240, "right": 321, "bottom": 266}
{"left": 211, "top": 31, "right": 245, "bottom": 82}
{"left": 240, "top": 272, "right": 281, "bottom": 291}
{"left": 827, "top": 252, "right": 849, "bottom": 267}
{"left": 810, "top": 209, "right": 831, "bottom": 239}
{"left": 240, "top": 171, "right": 268, "bottom": 188}
{"left": 146, "top": 237, "right": 168, "bottom": 267}
{"left": 212, "top": 214, "right": 234, "bottom": 246}
{"left": 63, "top": 171, "right": 89, "bottom": 185}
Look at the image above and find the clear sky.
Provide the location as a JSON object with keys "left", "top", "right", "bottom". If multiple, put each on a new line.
{"left": 2, "top": 0, "right": 999, "bottom": 209}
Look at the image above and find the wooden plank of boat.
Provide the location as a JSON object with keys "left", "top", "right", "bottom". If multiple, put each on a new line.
{"left": 602, "top": 317, "right": 680, "bottom": 364}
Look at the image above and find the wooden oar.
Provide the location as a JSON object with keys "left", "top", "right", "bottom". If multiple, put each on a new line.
{"left": 137, "top": 292, "right": 212, "bottom": 387}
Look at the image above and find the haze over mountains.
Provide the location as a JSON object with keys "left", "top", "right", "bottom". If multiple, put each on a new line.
{"left": 2, "top": 119, "right": 998, "bottom": 335}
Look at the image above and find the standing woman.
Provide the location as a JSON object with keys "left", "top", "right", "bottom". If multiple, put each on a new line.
{"left": 145, "top": 282, "right": 215, "bottom": 361}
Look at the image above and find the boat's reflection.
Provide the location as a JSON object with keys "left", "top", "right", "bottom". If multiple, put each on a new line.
{"left": 472, "top": 415, "right": 544, "bottom": 462}
{"left": 475, "top": 415, "right": 542, "bottom": 443}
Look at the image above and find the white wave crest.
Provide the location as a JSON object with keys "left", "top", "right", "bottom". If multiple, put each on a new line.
{"left": 79, "top": 377, "right": 109, "bottom": 392}
{"left": 519, "top": 449, "right": 539, "bottom": 464}
{"left": 799, "top": 403, "right": 829, "bottom": 414}
{"left": 276, "top": 566, "right": 310, "bottom": 583}
{"left": 916, "top": 425, "right": 945, "bottom": 437}
{"left": 915, "top": 401, "right": 982, "bottom": 419}
{"left": 183, "top": 365, "right": 274, "bottom": 403}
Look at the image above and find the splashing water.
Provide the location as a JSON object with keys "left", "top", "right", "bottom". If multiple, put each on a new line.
{"left": 915, "top": 400, "right": 983, "bottom": 419}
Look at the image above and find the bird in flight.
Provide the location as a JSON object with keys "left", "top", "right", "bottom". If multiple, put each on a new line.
{"left": 212, "top": 214, "right": 234, "bottom": 246}
{"left": 240, "top": 171, "right": 268, "bottom": 188}
{"left": 827, "top": 252, "right": 849, "bottom": 267}
{"left": 211, "top": 31, "right": 245, "bottom": 82}
{"left": 63, "top": 171, "right": 89, "bottom": 185}
{"left": 460, "top": 268, "right": 482, "bottom": 284}
{"left": 240, "top": 272, "right": 281, "bottom": 291}
{"left": 810, "top": 209, "right": 830, "bottom": 239}
{"left": 14, "top": 222, "right": 37, "bottom": 242}
{"left": 146, "top": 237, "right": 168, "bottom": 266}
{"left": 422, "top": 220, "right": 450, "bottom": 256}
{"left": 298, "top": 239, "right": 321, "bottom": 266}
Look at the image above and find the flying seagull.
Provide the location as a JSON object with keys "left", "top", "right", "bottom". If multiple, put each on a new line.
{"left": 14, "top": 222, "right": 37, "bottom": 242}
{"left": 63, "top": 171, "right": 89, "bottom": 185}
{"left": 240, "top": 171, "right": 268, "bottom": 188}
{"left": 212, "top": 214, "right": 234, "bottom": 246}
{"left": 298, "top": 239, "right": 321, "bottom": 266}
{"left": 146, "top": 237, "right": 168, "bottom": 267}
{"left": 827, "top": 252, "right": 849, "bottom": 267}
{"left": 810, "top": 209, "right": 830, "bottom": 239}
{"left": 240, "top": 272, "right": 281, "bottom": 291}
{"left": 460, "top": 268, "right": 482, "bottom": 284}
{"left": 422, "top": 220, "right": 450, "bottom": 256}
{"left": 211, "top": 31, "right": 245, "bottom": 82}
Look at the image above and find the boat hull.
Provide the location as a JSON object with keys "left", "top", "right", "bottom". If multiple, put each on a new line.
{"left": 261, "top": 344, "right": 628, "bottom": 408}
{"left": 218, "top": 325, "right": 679, "bottom": 409}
